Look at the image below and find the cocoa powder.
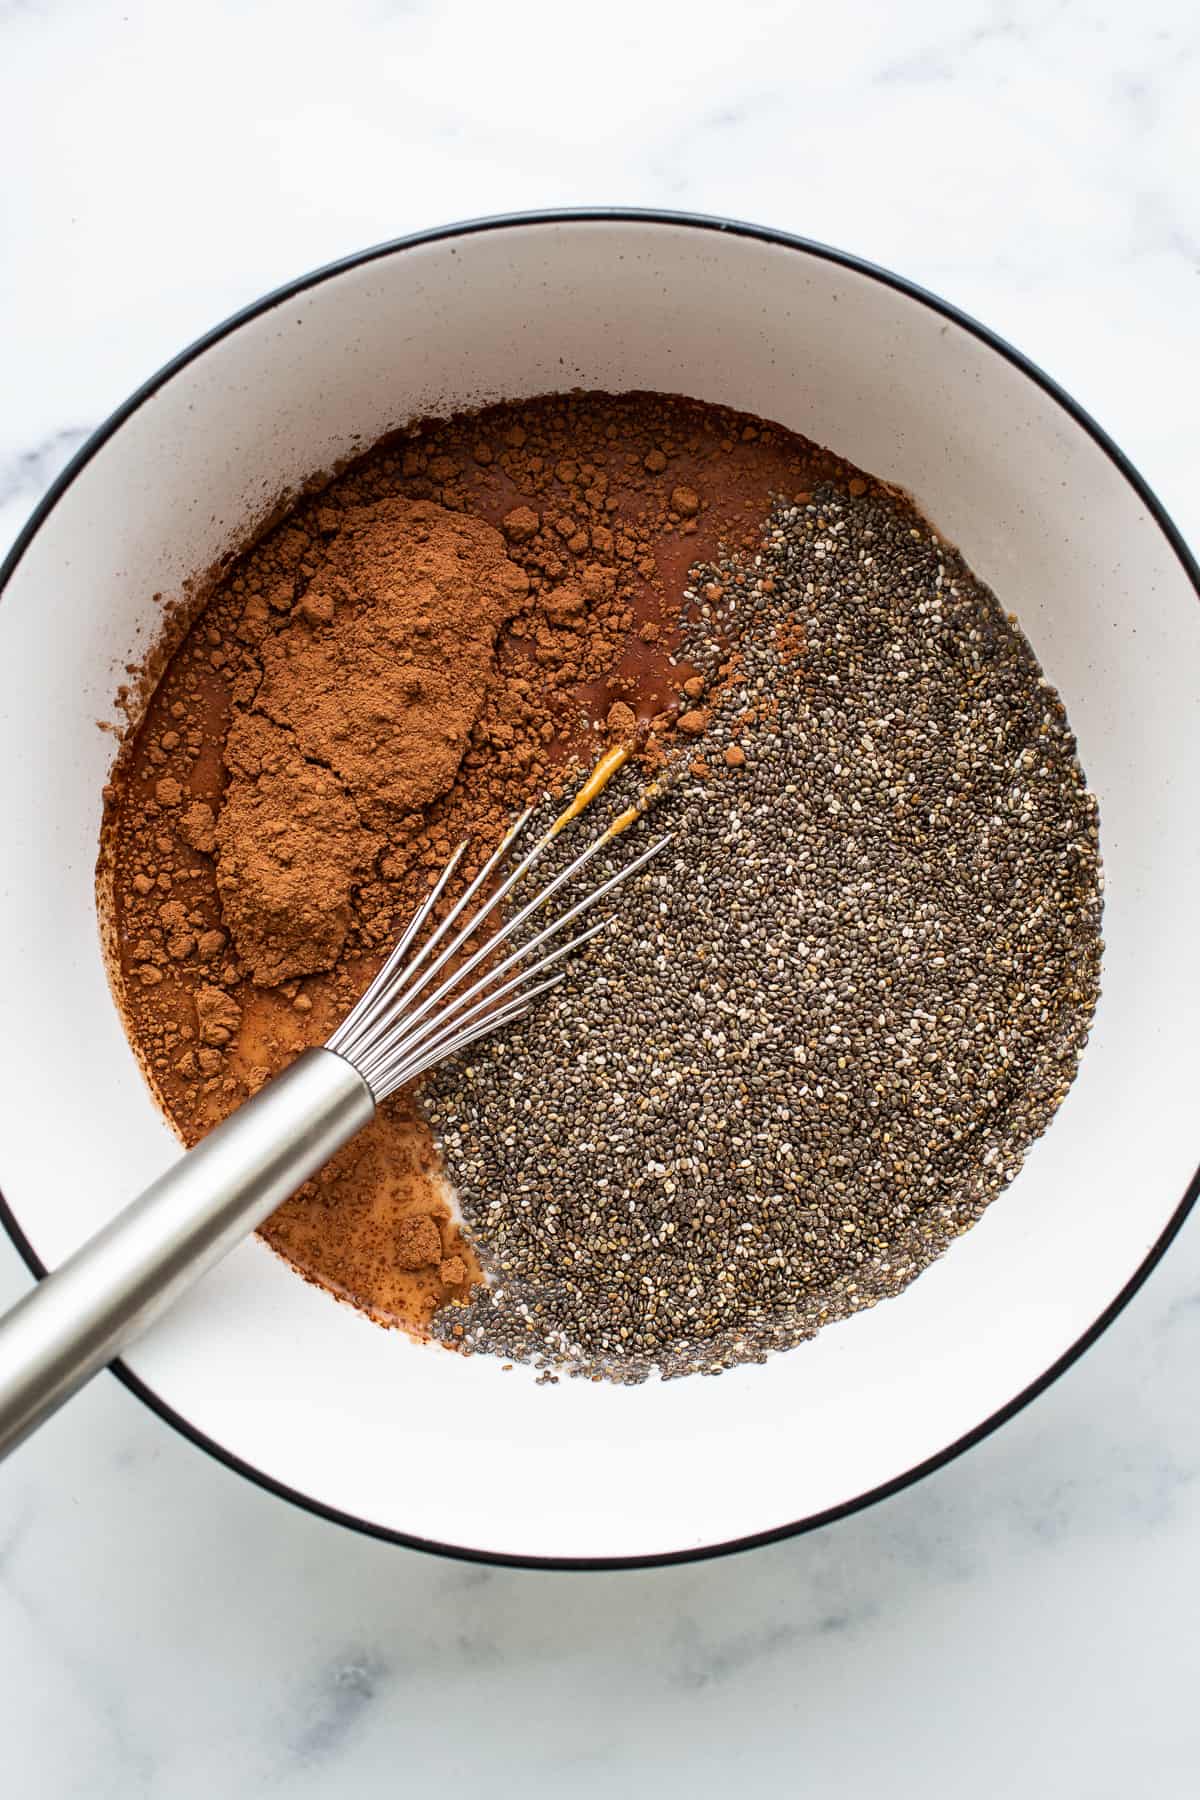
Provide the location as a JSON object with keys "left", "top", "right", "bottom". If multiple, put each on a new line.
{"left": 101, "top": 390, "right": 839, "bottom": 1336}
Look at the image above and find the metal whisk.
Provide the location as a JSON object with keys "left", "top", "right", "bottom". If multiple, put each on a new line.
{"left": 0, "top": 805, "right": 668, "bottom": 1460}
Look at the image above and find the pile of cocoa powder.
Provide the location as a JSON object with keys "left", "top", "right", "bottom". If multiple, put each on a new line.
{"left": 102, "top": 392, "right": 839, "bottom": 1333}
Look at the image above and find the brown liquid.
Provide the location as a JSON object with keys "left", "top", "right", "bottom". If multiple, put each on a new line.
{"left": 102, "top": 393, "right": 844, "bottom": 1335}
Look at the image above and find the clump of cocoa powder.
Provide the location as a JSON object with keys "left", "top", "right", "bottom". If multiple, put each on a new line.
{"left": 214, "top": 496, "right": 533, "bottom": 985}
{"left": 216, "top": 712, "right": 381, "bottom": 984}
{"left": 248, "top": 496, "right": 530, "bottom": 821}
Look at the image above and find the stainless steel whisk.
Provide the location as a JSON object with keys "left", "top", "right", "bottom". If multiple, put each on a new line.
{"left": 0, "top": 803, "right": 668, "bottom": 1460}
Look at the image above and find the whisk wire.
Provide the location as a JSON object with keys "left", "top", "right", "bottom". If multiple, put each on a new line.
{"left": 354, "top": 823, "right": 605, "bottom": 1066}
{"left": 331, "top": 838, "right": 467, "bottom": 1055}
{"left": 354, "top": 826, "right": 668, "bottom": 1089}
{"left": 366, "top": 969, "right": 571, "bottom": 1095}
{"left": 327, "top": 789, "right": 670, "bottom": 1102}
{"left": 362, "top": 817, "right": 566, "bottom": 1033}
{"left": 354, "top": 916, "right": 612, "bottom": 1090}
{"left": 332, "top": 811, "right": 538, "bottom": 1063}
{"left": 335, "top": 806, "right": 535, "bottom": 1063}
{"left": 372, "top": 829, "right": 667, "bottom": 1078}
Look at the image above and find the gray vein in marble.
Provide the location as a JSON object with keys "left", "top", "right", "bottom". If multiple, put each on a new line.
{"left": 0, "top": 1513, "right": 159, "bottom": 1796}
{"left": 670, "top": 1617, "right": 806, "bottom": 1691}
{"left": 874, "top": 7, "right": 1023, "bottom": 86}
{"left": 0, "top": 426, "right": 92, "bottom": 512}
{"left": 1127, "top": 188, "right": 1200, "bottom": 267}
{"left": 0, "top": 1497, "right": 34, "bottom": 1572}
{"left": 285, "top": 1649, "right": 390, "bottom": 1767}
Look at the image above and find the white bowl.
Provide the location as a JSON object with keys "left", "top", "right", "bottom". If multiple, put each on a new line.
{"left": 1, "top": 210, "right": 1197, "bottom": 1567}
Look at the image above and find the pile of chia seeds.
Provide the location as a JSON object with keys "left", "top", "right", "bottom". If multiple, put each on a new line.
{"left": 423, "top": 484, "right": 1103, "bottom": 1381}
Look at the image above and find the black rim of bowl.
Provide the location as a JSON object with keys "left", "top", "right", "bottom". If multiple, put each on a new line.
{"left": 1, "top": 206, "right": 1198, "bottom": 1570}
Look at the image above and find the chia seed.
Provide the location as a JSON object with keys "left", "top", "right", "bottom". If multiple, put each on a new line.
{"left": 424, "top": 483, "right": 1104, "bottom": 1382}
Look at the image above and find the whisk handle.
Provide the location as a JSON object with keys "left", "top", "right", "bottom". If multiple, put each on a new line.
{"left": 0, "top": 1047, "right": 374, "bottom": 1461}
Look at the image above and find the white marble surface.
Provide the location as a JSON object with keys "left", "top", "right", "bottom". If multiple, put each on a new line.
{"left": 2, "top": 1, "right": 1199, "bottom": 1792}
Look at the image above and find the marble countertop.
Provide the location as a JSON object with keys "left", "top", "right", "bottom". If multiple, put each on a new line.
{"left": 2, "top": 1, "right": 1199, "bottom": 1793}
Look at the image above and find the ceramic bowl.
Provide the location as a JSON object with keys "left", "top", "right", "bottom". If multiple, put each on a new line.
{"left": 1, "top": 210, "right": 1197, "bottom": 1566}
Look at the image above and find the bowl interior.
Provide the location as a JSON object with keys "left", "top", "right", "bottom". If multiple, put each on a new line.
{"left": 1, "top": 216, "right": 1197, "bottom": 1562}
